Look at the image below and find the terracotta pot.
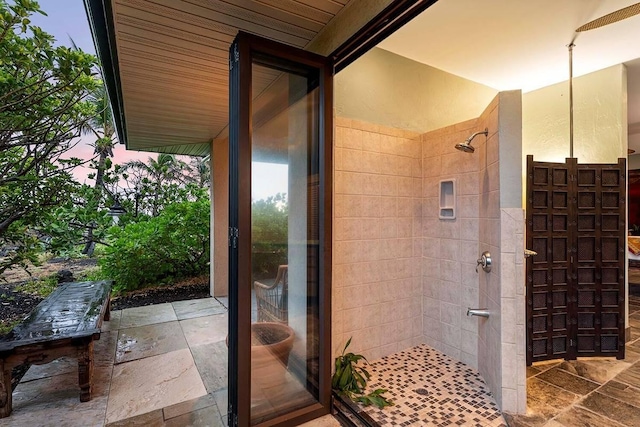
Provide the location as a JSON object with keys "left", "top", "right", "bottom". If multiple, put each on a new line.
{"left": 226, "top": 322, "right": 295, "bottom": 396}
{"left": 250, "top": 322, "right": 294, "bottom": 393}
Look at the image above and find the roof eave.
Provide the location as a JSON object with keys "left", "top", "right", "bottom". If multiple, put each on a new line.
{"left": 84, "top": 0, "right": 127, "bottom": 147}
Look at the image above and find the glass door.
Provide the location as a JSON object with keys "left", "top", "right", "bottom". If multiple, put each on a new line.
{"left": 228, "top": 32, "right": 333, "bottom": 427}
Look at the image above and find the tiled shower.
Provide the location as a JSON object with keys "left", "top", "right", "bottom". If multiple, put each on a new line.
{"left": 332, "top": 91, "right": 526, "bottom": 414}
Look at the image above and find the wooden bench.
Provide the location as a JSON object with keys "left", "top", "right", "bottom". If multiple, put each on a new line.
{"left": 0, "top": 280, "right": 111, "bottom": 418}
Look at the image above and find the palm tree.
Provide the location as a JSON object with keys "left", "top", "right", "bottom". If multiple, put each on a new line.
{"left": 189, "top": 156, "right": 211, "bottom": 187}
{"left": 82, "top": 84, "right": 116, "bottom": 193}
{"left": 123, "top": 154, "right": 191, "bottom": 216}
{"left": 80, "top": 83, "right": 117, "bottom": 255}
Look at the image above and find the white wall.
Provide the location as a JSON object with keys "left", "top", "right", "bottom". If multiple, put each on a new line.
{"left": 335, "top": 47, "right": 497, "bottom": 134}
{"left": 522, "top": 64, "right": 628, "bottom": 166}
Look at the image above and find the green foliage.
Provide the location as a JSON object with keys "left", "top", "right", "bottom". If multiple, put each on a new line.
{"left": 0, "top": 319, "right": 19, "bottom": 336}
{"left": 40, "top": 182, "right": 114, "bottom": 257}
{"left": 100, "top": 199, "right": 210, "bottom": 292}
{"left": 77, "top": 266, "right": 106, "bottom": 282}
{"left": 0, "top": 0, "right": 98, "bottom": 273}
{"left": 118, "top": 154, "right": 206, "bottom": 218}
{"left": 332, "top": 338, "right": 393, "bottom": 409}
{"left": 252, "top": 193, "right": 288, "bottom": 280}
{"left": 15, "top": 275, "right": 57, "bottom": 298}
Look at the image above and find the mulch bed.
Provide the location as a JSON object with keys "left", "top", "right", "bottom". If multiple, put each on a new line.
{"left": 1, "top": 256, "right": 214, "bottom": 338}
{"left": 0, "top": 284, "right": 43, "bottom": 325}
{"left": 110, "top": 280, "right": 212, "bottom": 311}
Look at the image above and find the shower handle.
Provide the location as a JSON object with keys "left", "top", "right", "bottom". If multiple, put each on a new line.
{"left": 476, "top": 251, "right": 492, "bottom": 273}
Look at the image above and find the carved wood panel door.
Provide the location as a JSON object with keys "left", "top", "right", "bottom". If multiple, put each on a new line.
{"left": 526, "top": 155, "right": 626, "bottom": 365}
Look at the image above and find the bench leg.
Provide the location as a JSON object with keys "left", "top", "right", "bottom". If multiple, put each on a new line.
{"left": 104, "top": 298, "right": 111, "bottom": 322}
{"left": 0, "top": 361, "right": 12, "bottom": 418}
{"left": 78, "top": 342, "right": 94, "bottom": 402}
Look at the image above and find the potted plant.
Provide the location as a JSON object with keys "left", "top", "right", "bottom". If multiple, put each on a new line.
{"left": 331, "top": 338, "right": 393, "bottom": 409}
{"left": 227, "top": 322, "right": 295, "bottom": 400}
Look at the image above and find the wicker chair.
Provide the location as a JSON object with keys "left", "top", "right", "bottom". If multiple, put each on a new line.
{"left": 254, "top": 265, "right": 288, "bottom": 323}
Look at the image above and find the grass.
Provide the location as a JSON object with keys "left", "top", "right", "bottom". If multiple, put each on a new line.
{"left": 77, "top": 266, "right": 107, "bottom": 282}
{"left": 0, "top": 319, "right": 19, "bottom": 336}
{"left": 15, "top": 275, "right": 58, "bottom": 298}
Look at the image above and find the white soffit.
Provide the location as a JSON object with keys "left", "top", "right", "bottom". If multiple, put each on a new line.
{"left": 378, "top": 0, "right": 640, "bottom": 94}
{"left": 111, "top": 0, "right": 353, "bottom": 154}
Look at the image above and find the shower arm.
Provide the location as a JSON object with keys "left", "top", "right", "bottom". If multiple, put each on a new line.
{"left": 466, "top": 128, "right": 489, "bottom": 143}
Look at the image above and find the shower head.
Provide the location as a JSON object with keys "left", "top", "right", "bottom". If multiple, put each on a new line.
{"left": 455, "top": 142, "right": 475, "bottom": 153}
{"left": 455, "top": 128, "right": 488, "bottom": 153}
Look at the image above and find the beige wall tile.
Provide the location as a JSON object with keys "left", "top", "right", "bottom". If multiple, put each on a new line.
{"left": 343, "top": 128, "right": 363, "bottom": 149}
{"left": 333, "top": 113, "right": 525, "bottom": 414}
{"left": 362, "top": 131, "right": 381, "bottom": 152}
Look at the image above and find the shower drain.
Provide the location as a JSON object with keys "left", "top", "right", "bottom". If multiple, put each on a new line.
{"left": 414, "top": 388, "right": 429, "bottom": 396}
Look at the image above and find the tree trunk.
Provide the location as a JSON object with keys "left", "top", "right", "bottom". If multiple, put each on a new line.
{"left": 82, "top": 152, "right": 107, "bottom": 255}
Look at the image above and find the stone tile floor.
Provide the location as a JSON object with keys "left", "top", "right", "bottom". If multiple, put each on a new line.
{"left": 7, "top": 295, "right": 640, "bottom": 426}
{"left": 505, "top": 294, "right": 640, "bottom": 427}
{"left": 4, "top": 297, "right": 338, "bottom": 427}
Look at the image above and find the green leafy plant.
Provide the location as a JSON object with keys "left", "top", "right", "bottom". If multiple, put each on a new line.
{"left": 0, "top": 320, "right": 20, "bottom": 337}
{"left": 100, "top": 199, "right": 210, "bottom": 292}
{"left": 0, "top": 0, "right": 99, "bottom": 274}
{"left": 331, "top": 338, "right": 393, "bottom": 409}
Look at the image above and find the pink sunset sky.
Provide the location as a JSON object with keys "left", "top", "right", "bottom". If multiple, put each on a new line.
{"left": 62, "top": 136, "right": 155, "bottom": 185}
{"left": 33, "top": 1, "right": 287, "bottom": 199}
{"left": 30, "top": 1, "right": 158, "bottom": 184}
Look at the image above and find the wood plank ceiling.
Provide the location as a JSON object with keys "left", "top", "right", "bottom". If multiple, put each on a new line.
{"left": 112, "top": 0, "right": 352, "bottom": 156}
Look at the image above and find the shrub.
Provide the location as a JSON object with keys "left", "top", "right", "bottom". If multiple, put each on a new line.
{"left": 100, "top": 199, "right": 210, "bottom": 292}
{"left": 252, "top": 194, "right": 288, "bottom": 280}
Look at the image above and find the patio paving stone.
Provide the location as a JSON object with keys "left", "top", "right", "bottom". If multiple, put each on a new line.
{"left": 7, "top": 331, "right": 117, "bottom": 426}
{"left": 115, "top": 321, "right": 187, "bottom": 364}
{"left": 172, "top": 297, "right": 226, "bottom": 320}
{"left": 102, "top": 309, "right": 122, "bottom": 331}
{"left": 105, "top": 348, "right": 206, "bottom": 424}
{"left": 190, "top": 341, "right": 228, "bottom": 393}
{"left": 162, "top": 393, "right": 218, "bottom": 420}
{"left": 118, "top": 303, "right": 177, "bottom": 329}
{"left": 215, "top": 296, "right": 229, "bottom": 309}
{"left": 164, "top": 403, "right": 225, "bottom": 427}
{"left": 105, "top": 409, "right": 164, "bottom": 427}
{"left": 179, "top": 312, "right": 228, "bottom": 347}
{"left": 212, "top": 388, "right": 228, "bottom": 426}
{"left": 19, "top": 355, "right": 77, "bottom": 383}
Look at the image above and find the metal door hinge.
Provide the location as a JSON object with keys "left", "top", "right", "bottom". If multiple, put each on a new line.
{"left": 229, "top": 227, "right": 239, "bottom": 248}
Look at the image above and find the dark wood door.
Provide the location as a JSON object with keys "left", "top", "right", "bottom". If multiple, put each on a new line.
{"left": 526, "top": 155, "right": 626, "bottom": 365}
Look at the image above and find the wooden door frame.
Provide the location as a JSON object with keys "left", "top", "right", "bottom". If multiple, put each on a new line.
{"left": 228, "top": 31, "right": 333, "bottom": 427}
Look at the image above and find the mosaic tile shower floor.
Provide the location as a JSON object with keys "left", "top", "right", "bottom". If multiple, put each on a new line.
{"left": 356, "top": 344, "right": 506, "bottom": 427}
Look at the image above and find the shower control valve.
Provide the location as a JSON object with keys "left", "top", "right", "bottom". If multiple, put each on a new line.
{"left": 476, "top": 251, "right": 492, "bottom": 273}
